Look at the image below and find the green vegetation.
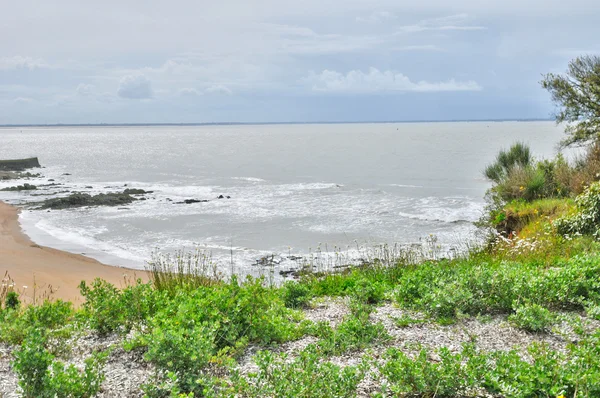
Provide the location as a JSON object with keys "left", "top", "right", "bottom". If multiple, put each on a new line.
{"left": 541, "top": 55, "right": 600, "bottom": 148}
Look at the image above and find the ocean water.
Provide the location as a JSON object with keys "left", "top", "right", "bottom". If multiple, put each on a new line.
{"left": 0, "top": 122, "right": 567, "bottom": 275}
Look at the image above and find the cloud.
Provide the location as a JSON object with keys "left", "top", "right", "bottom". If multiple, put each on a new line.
{"left": 205, "top": 84, "right": 232, "bottom": 95}
{"left": 356, "top": 11, "right": 397, "bottom": 23}
{"left": 117, "top": 74, "right": 153, "bottom": 99}
{"left": 0, "top": 56, "right": 48, "bottom": 70}
{"left": 307, "top": 67, "right": 482, "bottom": 93}
{"left": 396, "top": 13, "right": 486, "bottom": 33}
{"left": 13, "top": 97, "right": 33, "bottom": 104}
{"left": 394, "top": 45, "right": 443, "bottom": 52}
{"left": 179, "top": 87, "right": 202, "bottom": 96}
{"left": 76, "top": 83, "right": 95, "bottom": 96}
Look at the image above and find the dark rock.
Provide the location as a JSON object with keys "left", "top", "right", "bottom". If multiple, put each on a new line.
{"left": 85, "top": 186, "right": 93, "bottom": 189}
{"left": 166, "top": 198, "right": 172, "bottom": 202}
{"left": 254, "top": 255, "right": 281, "bottom": 266}
{"left": 37, "top": 191, "right": 137, "bottom": 210}
{"left": 48, "top": 179, "right": 55, "bottom": 182}
{"left": 176, "top": 199, "right": 209, "bottom": 204}
{"left": 279, "top": 270, "right": 296, "bottom": 277}
{"left": 217, "top": 195, "right": 225, "bottom": 199}
{"left": 227, "top": 196, "right": 231, "bottom": 199}
{"left": 0, "top": 183, "right": 37, "bottom": 191}
{"left": 62, "top": 173, "right": 71, "bottom": 176}
{"left": 1, "top": 171, "right": 40, "bottom": 180}
{"left": 123, "top": 188, "right": 153, "bottom": 195}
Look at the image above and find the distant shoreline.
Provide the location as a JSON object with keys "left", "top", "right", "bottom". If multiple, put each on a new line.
{"left": 0, "top": 118, "right": 554, "bottom": 128}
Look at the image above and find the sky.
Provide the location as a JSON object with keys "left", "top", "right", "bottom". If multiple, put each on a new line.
{"left": 1, "top": 0, "right": 599, "bottom": 124}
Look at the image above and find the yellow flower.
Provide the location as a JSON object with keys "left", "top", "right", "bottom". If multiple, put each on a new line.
{"left": 519, "top": 186, "right": 525, "bottom": 191}
{"left": 557, "top": 395, "right": 565, "bottom": 398}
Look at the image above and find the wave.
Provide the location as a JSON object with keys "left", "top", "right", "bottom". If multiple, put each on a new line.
{"left": 231, "top": 177, "right": 266, "bottom": 182}
{"left": 18, "top": 211, "right": 148, "bottom": 268}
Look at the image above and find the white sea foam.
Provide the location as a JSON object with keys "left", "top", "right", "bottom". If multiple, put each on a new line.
{"left": 231, "top": 177, "right": 266, "bottom": 182}
{"left": 18, "top": 211, "right": 148, "bottom": 269}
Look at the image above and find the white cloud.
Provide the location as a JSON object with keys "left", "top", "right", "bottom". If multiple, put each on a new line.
{"left": 0, "top": 56, "right": 48, "bottom": 70}
{"left": 205, "top": 85, "right": 232, "bottom": 95}
{"left": 76, "top": 83, "right": 95, "bottom": 96}
{"left": 117, "top": 74, "right": 153, "bottom": 99}
{"left": 356, "top": 11, "right": 397, "bottom": 23}
{"left": 307, "top": 67, "right": 482, "bottom": 93}
{"left": 396, "top": 13, "right": 486, "bottom": 33}
{"left": 394, "top": 44, "right": 443, "bottom": 52}
{"left": 179, "top": 87, "right": 202, "bottom": 96}
{"left": 13, "top": 97, "right": 33, "bottom": 104}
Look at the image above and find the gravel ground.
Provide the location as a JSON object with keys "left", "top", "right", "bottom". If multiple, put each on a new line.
{"left": 0, "top": 331, "right": 153, "bottom": 398}
{"left": 1, "top": 299, "right": 598, "bottom": 397}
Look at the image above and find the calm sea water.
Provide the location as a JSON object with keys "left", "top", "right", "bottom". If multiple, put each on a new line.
{"left": 0, "top": 122, "right": 567, "bottom": 275}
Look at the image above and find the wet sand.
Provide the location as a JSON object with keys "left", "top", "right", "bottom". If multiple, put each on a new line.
{"left": 0, "top": 201, "right": 147, "bottom": 305}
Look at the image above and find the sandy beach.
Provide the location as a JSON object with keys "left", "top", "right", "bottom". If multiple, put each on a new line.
{"left": 0, "top": 201, "right": 147, "bottom": 305}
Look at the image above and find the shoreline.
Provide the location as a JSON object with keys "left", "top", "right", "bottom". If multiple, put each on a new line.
{"left": 0, "top": 201, "right": 147, "bottom": 305}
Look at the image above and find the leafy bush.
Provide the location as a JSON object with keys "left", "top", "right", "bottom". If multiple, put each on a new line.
{"left": 281, "top": 281, "right": 312, "bottom": 308}
{"left": 555, "top": 182, "right": 600, "bottom": 238}
{"left": 142, "top": 324, "right": 217, "bottom": 395}
{"left": 484, "top": 142, "right": 532, "bottom": 183}
{"left": 12, "top": 329, "right": 107, "bottom": 398}
{"left": 79, "top": 279, "right": 156, "bottom": 335}
{"left": 377, "top": 335, "right": 600, "bottom": 397}
{"left": 378, "top": 345, "right": 484, "bottom": 397}
{"left": 350, "top": 278, "right": 385, "bottom": 304}
{"left": 394, "top": 255, "right": 600, "bottom": 320}
{"left": 508, "top": 303, "right": 555, "bottom": 332}
{"left": 5, "top": 291, "right": 20, "bottom": 310}
{"left": 134, "top": 276, "right": 304, "bottom": 394}
{"left": 229, "top": 345, "right": 366, "bottom": 397}
{"left": 0, "top": 300, "right": 73, "bottom": 345}
{"left": 316, "top": 301, "right": 389, "bottom": 355}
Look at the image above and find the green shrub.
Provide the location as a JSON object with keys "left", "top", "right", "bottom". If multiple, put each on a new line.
{"left": 508, "top": 303, "right": 555, "bottom": 332}
{"left": 281, "top": 281, "right": 311, "bottom": 308}
{"left": 316, "top": 301, "right": 389, "bottom": 355}
{"left": 350, "top": 278, "right": 385, "bottom": 304}
{"left": 79, "top": 279, "right": 124, "bottom": 335}
{"left": 79, "top": 279, "right": 156, "bottom": 335}
{"left": 12, "top": 330, "right": 52, "bottom": 398}
{"left": 12, "top": 329, "right": 107, "bottom": 398}
{"left": 484, "top": 142, "right": 532, "bottom": 183}
{"left": 555, "top": 182, "right": 600, "bottom": 238}
{"left": 5, "top": 291, "right": 20, "bottom": 310}
{"left": 229, "top": 345, "right": 366, "bottom": 397}
{"left": 0, "top": 300, "right": 74, "bottom": 345}
{"left": 142, "top": 324, "right": 217, "bottom": 395}
{"left": 378, "top": 345, "right": 484, "bottom": 397}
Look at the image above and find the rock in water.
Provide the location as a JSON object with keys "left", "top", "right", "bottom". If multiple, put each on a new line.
{"left": 0, "top": 183, "right": 37, "bottom": 191}
{"left": 38, "top": 192, "right": 137, "bottom": 210}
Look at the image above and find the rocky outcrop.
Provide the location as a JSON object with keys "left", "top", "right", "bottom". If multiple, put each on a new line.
{"left": 0, "top": 157, "right": 41, "bottom": 171}
{"left": 38, "top": 191, "right": 139, "bottom": 210}
{"left": 0, "top": 183, "right": 37, "bottom": 191}
{"left": 123, "top": 188, "right": 153, "bottom": 195}
{"left": 176, "top": 199, "right": 209, "bottom": 204}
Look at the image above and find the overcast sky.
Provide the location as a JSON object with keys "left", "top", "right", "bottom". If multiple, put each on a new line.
{"left": 1, "top": 0, "right": 599, "bottom": 124}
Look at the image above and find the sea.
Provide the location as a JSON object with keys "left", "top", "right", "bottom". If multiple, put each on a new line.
{"left": 0, "top": 121, "right": 568, "bottom": 277}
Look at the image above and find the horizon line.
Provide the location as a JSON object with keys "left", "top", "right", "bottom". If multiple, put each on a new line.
{"left": 0, "top": 118, "right": 554, "bottom": 128}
